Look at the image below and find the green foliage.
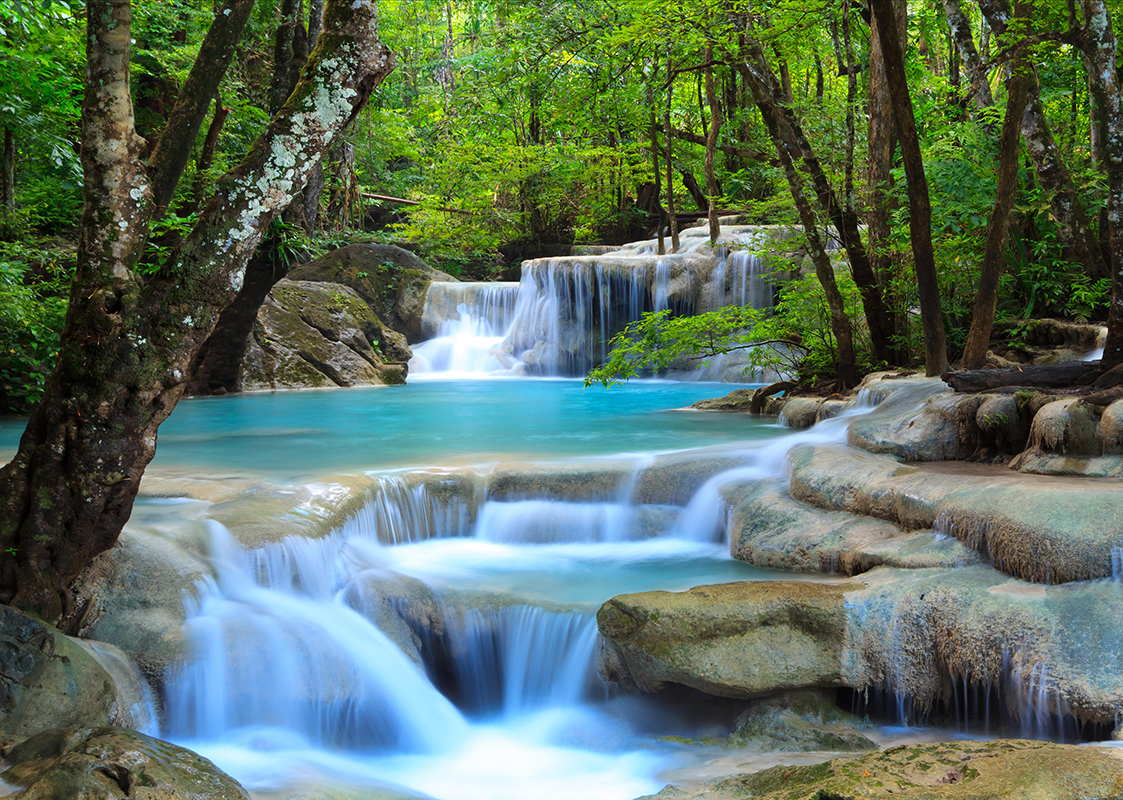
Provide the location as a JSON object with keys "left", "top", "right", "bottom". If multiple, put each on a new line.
{"left": 0, "top": 244, "right": 70, "bottom": 413}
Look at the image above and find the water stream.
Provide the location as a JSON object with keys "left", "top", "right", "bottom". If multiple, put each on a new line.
{"left": 135, "top": 381, "right": 874, "bottom": 799}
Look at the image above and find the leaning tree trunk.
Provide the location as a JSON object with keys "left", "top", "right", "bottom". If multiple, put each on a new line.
{"left": 962, "top": 63, "right": 1031, "bottom": 369}
{"left": 871, "top": 0, "right": 949, "bottom": 376}
{"left": 0, "top": 0, "right": 394, "bottom": 620}
{"left": 188, "top": 0, "right": 314, "bottom": 395}
{"left": 738, "top": 62, "right": 859, "bottom": 388}
{"left": 739, "top": 44, "right": 895, "bottom": 366}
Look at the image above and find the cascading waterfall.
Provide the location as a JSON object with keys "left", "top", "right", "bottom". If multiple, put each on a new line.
{"left": 409, "top": 224, "right": 779, "bottom": 378}
{"left": 165, "top": 522, "right": 471, "bottom": 752}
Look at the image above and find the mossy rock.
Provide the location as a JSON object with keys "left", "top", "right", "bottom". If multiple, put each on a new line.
{"left": 730, "top": 690, "right": 877, "bottom": 752}
{"left": 287, "top": 244, "right": 457, "bottom": 341}
{"left": 645, "top": 739, "right": 1123, "bottom": 799}
{"left": 0, "top": 606, "right": 146, "bottom": 741}
{"left": 243, "top": 280, "right": 408, "bottom": 391}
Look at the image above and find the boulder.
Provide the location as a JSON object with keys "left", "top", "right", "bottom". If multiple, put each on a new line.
{"left": 0, "top": 607, "right": 139, "bottom": 742}
{"left": 598, "top": 566, "right": 1123, "bottom": 727}
{"left": 287, "top": 244, "right": 458, "bottom": 341}
{"left": 1, "top": 727, "right": 249, "bottom": 799}
{"left": 597, "top": 581, "right": 849, "bottom": 698}
{"left": 643, "top": 739, "right": 1123, "bottom": 800}
{"left": 243, "top": 280, "right": 408, "bottom": 391}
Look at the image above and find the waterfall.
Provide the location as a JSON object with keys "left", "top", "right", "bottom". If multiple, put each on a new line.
{"left": 410, "top": 224, "right": 780, "bottom": 379}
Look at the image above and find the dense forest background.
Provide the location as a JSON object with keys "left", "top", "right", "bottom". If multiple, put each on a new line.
{"left": 2, "top": 0, "right": 1122, "bottom": 411}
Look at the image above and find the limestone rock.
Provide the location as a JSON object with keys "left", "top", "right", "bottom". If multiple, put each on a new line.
{"left": 1, "top": 727, "right": 249, "bottom": 799}
{"left": 243, "top": 280, "right": 408, "bottom": 391}
{"left": 597, "top": 582, "right": 849, "bottom": 698}
{"left": 645, "top": 739, "right": 1123, "bottom": 800}
{"left": 689, "top": 388, "right": 757, "bottom": 412}
{"left": 724, "top": 478, "right": 979, "bottom": 576}
{"left": 779, "top": 398, "right": 824, "bottom": 429}
{"left": 598, "top": 566, "right": 1123, "bottom": 727}
{"left": 787, "top": 443, "right": 1123, "bottom": 584}
{"left": 730, "top": 690, "right": 877, "bottom": 752}
{"left": 0, "top": 607, "right": 136, "bottom": 741}
{"left": 288, "top": 244, "right": 457, "bottom": 342}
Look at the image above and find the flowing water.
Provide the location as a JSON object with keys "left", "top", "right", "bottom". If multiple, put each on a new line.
{"left": 118, "top": 380, "right": 873, "bottom": 799}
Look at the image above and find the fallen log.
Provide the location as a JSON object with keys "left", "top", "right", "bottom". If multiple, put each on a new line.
{"left": 943, "top": 361, "right": 1104, "bottom": 392}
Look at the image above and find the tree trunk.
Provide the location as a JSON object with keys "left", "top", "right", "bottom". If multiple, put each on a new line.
{"left": 738, "top": 63, "right": 858, "bottom": 388}
{"left": 0, "top": 0, "right": 394, "bottom": 620}
{"left": 647, "top": 69, "right": 665, "bottom": 255}
{"left": 741, "top": 45, "right": 895, "bottom": 365}
{"left": 703, "top": 52, "right": 722, "bottom": 241}
{"left": 867, "top": 0, "right": 908, "bottom": 363}
{"left": 1080, "top": 0, "right": 1123, "bottom": 368}
{"left": 871, "top": 0, "right": 949, "bottom": 376}
{"left": 680, "top": 170, "right": 709, "bottom": 212}
{"left": 664, "top": 49, "right": 679, "bottom": 252}
{"left": 961, "top": 65, "right": 1031, "bottom": 369}
{"left": 185, "top": 246, "right": 285, "bottom": 395}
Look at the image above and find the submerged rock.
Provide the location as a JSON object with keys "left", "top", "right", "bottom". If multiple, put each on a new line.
{"left": 641, "top": 739, "right": 1123, "bottom": 800}
{"left": 729, "top": 690, "right": 877, "bottom": 752}
{"left": 1, "top": 727, "right": 249, "bottom": 799}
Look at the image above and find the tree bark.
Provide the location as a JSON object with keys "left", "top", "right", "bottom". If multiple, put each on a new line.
{"left": 0, "top": 0, "right": 394, "bottom": 620}
{"left": 703, "top": 52, "right": 723, "bottom": 241}
{"left": 871, "top": 0, "right": 949, "bottom": 375}
{"left": 647, "top": 67, "right": 665, "bottom": 255}
{"left": 961, "top": 65, "right": 1031, "bottom": 369}
{"left": 1079, "top": 0, "right": 1123, "bottom": 368}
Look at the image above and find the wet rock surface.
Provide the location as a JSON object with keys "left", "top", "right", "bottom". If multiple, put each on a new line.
{"left": 1, "top": 727, "right": 249, "bottom": 799}
{"left": 0, "top": 607, "right": 129, "bottom": 741}
{"left": 597, "top": 582, "right": 849, "bottom": 698}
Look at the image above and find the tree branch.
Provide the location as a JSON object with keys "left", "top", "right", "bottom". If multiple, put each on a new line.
{"left": 147, "top": 0, "right": 256, "bottom": 216}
